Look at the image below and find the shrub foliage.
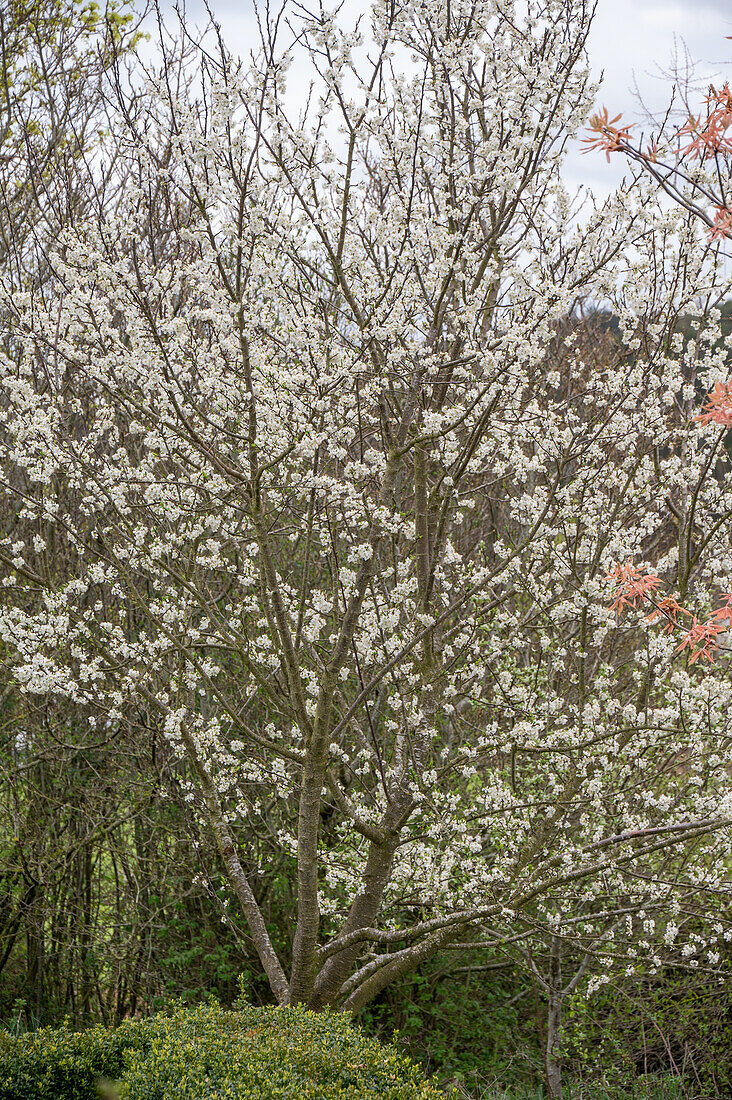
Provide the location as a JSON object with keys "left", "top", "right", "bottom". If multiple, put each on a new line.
{"left": 0, "top": 1002, "right": 446, "bottom": 1100}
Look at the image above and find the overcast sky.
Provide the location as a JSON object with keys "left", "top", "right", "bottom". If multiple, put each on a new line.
{"left": 574, "top": 0, "right": 732, "bottom": 193}
{"left": 175, "top": 0, "right": 732, "bottom": 198}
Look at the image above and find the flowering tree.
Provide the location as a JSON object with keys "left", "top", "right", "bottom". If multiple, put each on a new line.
{"left": 2, "top": 0, "right": 732, "bottom": 1039}
{"left": 0, "top": 0, "right": 153, "bottom": 1025}
{"left": 0, "top": 0, "right": 140, "bottom": 291}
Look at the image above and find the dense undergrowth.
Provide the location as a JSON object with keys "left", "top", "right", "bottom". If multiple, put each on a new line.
{"left": 360, "top": 956, "right": 732, "bottom": 1099}
{"left": 2, "top": 962, "right": 728, "bottom": 1100}
{"left": 4, "top": 945, "right": 732, "bottom": 1098}
{"left": 0, "top": 1000, "right": 706, "bottom": 1100}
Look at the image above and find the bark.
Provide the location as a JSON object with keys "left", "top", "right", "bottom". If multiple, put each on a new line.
{"left": 25, "top": 886, "right": 45, "bottom": 1021}
{"left": 546, "top": 993, "right": 563, "bottom": 1100}
{"left": 209, "top": 809, "right": 289, "bottom": 1004}
{"left": 311, "top": 834, "right": 398, "bottom": 1008}
{"left": 180, "top": 727, "right": 289, "bottom": 1005}
{"left": 341, "top": 924, "right": 457, "bottom": 1013}
{"left": 288, "top": 746, "right": 329, "bottom": 1004}
{"left": 545, "top": 937, "right": 564, "bottom": 1100}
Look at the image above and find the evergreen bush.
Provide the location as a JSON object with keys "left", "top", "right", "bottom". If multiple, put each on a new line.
{"left": 0, "top": 1002, "right": 447, "bottom": 1100}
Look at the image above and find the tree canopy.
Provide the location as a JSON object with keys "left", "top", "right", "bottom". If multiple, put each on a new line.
{"left": 1, "top": 2, "right": 731, "bottom": 1061}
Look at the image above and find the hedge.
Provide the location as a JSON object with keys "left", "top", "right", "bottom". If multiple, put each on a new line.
{"left": 0, "top": 1001, "right": 449, "bottom": 1100}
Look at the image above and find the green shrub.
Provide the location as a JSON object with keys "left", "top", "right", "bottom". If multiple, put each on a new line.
{"left": 0, "top": 1017, "right": 145, "bottom": 1100}
{"left": 0, "top": 1002, "right": 448, "bottom": 1100}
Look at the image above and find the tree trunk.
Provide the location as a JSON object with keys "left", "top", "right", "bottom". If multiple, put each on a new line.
{"left": 312, "top": 834, "right": 398, "bottom": 1008}
{"left": 545, "top": 991, "right": 564, "bottom": 1100}
{"left": 545, "top": 937, "right": 564, "bottom": 1100}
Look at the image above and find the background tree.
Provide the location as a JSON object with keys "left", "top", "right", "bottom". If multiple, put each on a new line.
{"left": 0, "top": 0, "right": 178, "bottom": 1027}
